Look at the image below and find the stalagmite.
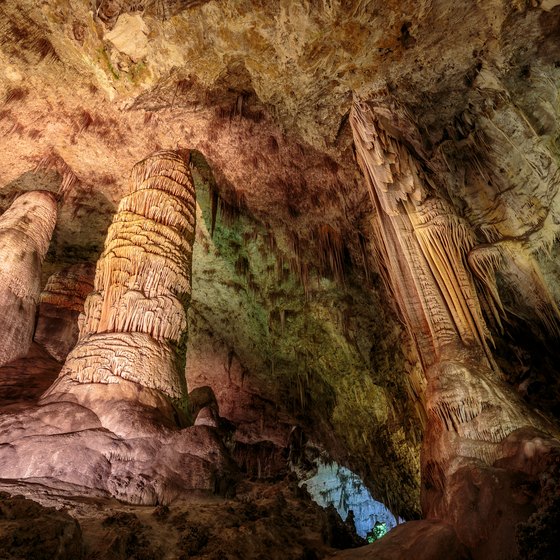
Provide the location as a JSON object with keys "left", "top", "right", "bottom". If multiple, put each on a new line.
{"left": 43, "top": 150, "right": 196, "bottom": 421}
{"left": 34, "top": 262, "right": 95, "bottom": 361}
{"left": 0, "top": 151, "right": 237, "bottom": 505}
{"left": 350, "top": 99, "right": 559, "bottom": 558}
{"left": 0, "top": 191, "right": 57, "bottom": 367}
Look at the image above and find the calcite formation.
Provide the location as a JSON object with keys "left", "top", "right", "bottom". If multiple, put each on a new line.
{"left": 351, "top": 99, "right": 560, "bottom": 558}
{"left": 1, "top": 1, "right": 560, "bottom": 556}
{"left": 34, "top": 262, "right": 95, "bottom": 361}
{"left": 43, "top": 150, "right": 196, "bottom": 423}
{"left": 0, "top": 191, "right": 57, "bottom": 367}
{"left": 0, "top": 151, "right": 237, "bottom": 504}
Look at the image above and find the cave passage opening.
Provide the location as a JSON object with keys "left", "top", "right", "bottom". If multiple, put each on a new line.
{"left": 301, "top": 460, "right": 400, "bottom": 539}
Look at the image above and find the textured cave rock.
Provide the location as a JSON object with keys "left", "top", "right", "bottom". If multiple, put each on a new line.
{"left": 34, "top": 262, "right": 95, "bottom": 361}
{"left": 0, "top": 190, "right": 57, "bottom": 367}
{"left": 0, "top": 343, "right": 61, "bottom": 412}
{"left": 0, "top": 492, "right": 83, "bottom": 560}
{"left": 332, "top": 520, "right": 471, "bottom": 560}
{"left": 0, "top": 478, "right": 365, "bottom": 560}
{"left": 0, "top": 151, "right": 238, "bottom": 504}
{"left": 43, "top": 149, "right": 196, "bottom": 427}
{"left": 351, "top": 98, "right": 560, "bottom": 559}
{"left": 1, "top": 0, "right": 560, "bottom": 557}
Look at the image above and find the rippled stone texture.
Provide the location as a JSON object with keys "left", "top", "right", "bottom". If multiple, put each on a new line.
{"left": 351, "top": 99, "right": 560, "bottom": 559}
{"left": 43, "top": 150, "right": 196, "bottom": 423}
{"left": 0, "top": 151, "right": 237, "bottom": 505}
{"left": 0, "top": 191, "right": 57, "bottom": 367}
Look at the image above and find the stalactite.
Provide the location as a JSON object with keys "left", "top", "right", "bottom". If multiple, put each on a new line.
{"left": 0, "top": 190, "right": 57, "bottom": 366}
{"left": 34, "top": 151, "right": 79, "bottom": 198}
{"left": 350, "top": 99, "right": 491, "bottom": 367}
{"left": 469, "top": 239, "right": 560, "bottom": 337}
{"left": 313, "top": 224, "right": 347, "bottom": 284}
{"left": 350, "top": 98, "right": 560, "bottom": 560}
{"left": 43, "top": 150, "right": 196, "bottom": 409}
{"left": 350, "top": 99, "right": 556, "bottom": 534}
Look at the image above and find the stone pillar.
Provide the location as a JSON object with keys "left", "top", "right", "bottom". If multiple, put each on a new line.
{"left": 42, "top": 150, "right": 196, "bottom": 427}
{"left": 0, "top": 191, "right": 57, "bottom": 366}
{"left": 350, "top": 99, "right": 558, "bottom": 558}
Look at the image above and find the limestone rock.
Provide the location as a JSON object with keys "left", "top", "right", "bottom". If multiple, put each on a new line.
{"left": 351, "top": 100, "right": 560, "bottom": 558}
{"left": 0, "top": 191, "right": 57, "bottom": 367}
{"left": 34, "top": 262, "right": 95, "bottom": 362}
{"left": 0, "top": 398, "right": 237, "bottom": 504}
{"left": 0, "top": 491, "right": 83, "bottom": 560}
{"left": 0, "top": 342, "right": 61, "bottom": 412}
{"left": 44, "top": 150, "right": 197, "bottom": 420}
{"left": 105, "top": 14, "right": 149, "bottom": 63}
{"left": 0, "top": 151, "right": 239, "bottom": 505}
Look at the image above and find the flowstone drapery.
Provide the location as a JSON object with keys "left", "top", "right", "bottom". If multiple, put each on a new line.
{"left": 350, "top": 99, "right": 560, "bottom": 559}
{"left": 0, "top": 151, "right": 237, "bottom": 504}
{"left": 0, "top": 191, "right": 57, "bottom": 367}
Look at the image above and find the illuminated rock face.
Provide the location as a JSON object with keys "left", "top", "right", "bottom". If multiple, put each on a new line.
{"left": 0, "top": 191, "right": 57, "bottom": 367}
{"left": 43, "top": 150, "right": 196, "bottom": 423}
{"left": 351, "top": 100, "right": 560, "bottom": 558}
{"left": 0, "top": 151, "right": 237, "bottom": 504}
{"left": 34, "top": 262, "right": 95, "bottom": 361}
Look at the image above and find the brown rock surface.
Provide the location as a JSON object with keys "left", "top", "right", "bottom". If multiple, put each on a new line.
{"left": 0, "top": 479, "right": 353, "bottom": 560}
{"left": 0, "top": 191, "right": 57, "bottom": 367}
{"left": 332, "top": 520, "right": 471, "bottom": 560}
{"left": 0, "top": 342, "right": 61, "bottom": 412}
{"left": 1, "top": 1, "right": 560, "bottom": 557}
{"left": 34, "top": 262, "right": 95, "bottom": 361}
{"left": 0, "top": 491, "right": 83, "bottom": 560}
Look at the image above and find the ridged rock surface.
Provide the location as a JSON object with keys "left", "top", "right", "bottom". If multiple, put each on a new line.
{"left": 34, "top": 262, "right": 95, "bottom": 361}
{"left": 1, "top": 1, "right": 560, "bottom": 556}
{"left": 0, "top": 191, "right": 57, "bottom": 367}
{"left": 0, "top": 152, "right": 238, "bottom": 505}
{"left": 351, "top": 99, "right": 560, "bottom": 559}
{"left": 44, "top": 150, "right": 196, "bottom": 422}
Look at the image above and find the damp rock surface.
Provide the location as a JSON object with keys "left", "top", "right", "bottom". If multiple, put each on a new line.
{"left": 331, "top": 519, "right": 471, "bottom": 560}
{"left": 0, "top": 479, "right": 354, "bottom": 560}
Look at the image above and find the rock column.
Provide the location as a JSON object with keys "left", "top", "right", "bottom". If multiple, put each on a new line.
{"left": 42, "top": 150, "right": 196, "bottom": 426}
{"left": 0, "top": 191, "right": 57, "bottom": 366}
{"left": 351, "top": 99, "right": 558, "bottom": 558}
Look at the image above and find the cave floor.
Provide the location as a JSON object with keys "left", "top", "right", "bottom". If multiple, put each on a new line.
{"left": 0, "top": 477, "right": 352, "bottom": 560}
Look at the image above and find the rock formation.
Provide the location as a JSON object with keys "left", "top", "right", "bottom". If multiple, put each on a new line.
{"left": 42, "top": 149, "right": 197, "bottom": 428}
{"left": 0, "top": 151, "right": 237, "bottom": 504}
{"left": 0, "top": 191, "right": 57, "bottom": 367}
{"left": 351, "top": 98, "right": 560, "bottom": 559}
{"left": 34, "top": 262, "right": 95, "bottom": 361}
{"left": 1, "top": 1, "right": 560, "bottom": 557}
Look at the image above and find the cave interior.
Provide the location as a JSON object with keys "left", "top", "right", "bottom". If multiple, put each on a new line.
{"left": 1, "top": 1, "right": 560, "bottom": 559}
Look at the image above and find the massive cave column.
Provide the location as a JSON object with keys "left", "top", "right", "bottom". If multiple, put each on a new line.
{"left": 351, "top": 100, "right": 558, "bottom": 557}
{"left": 0, "top": 151, "right": 237, "bottom": 504}
{"left": 42, "top": 150, "right": 196, "bottom": 428}
{"left": 0, "top": 191, "right": 57, "bottom": 367}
